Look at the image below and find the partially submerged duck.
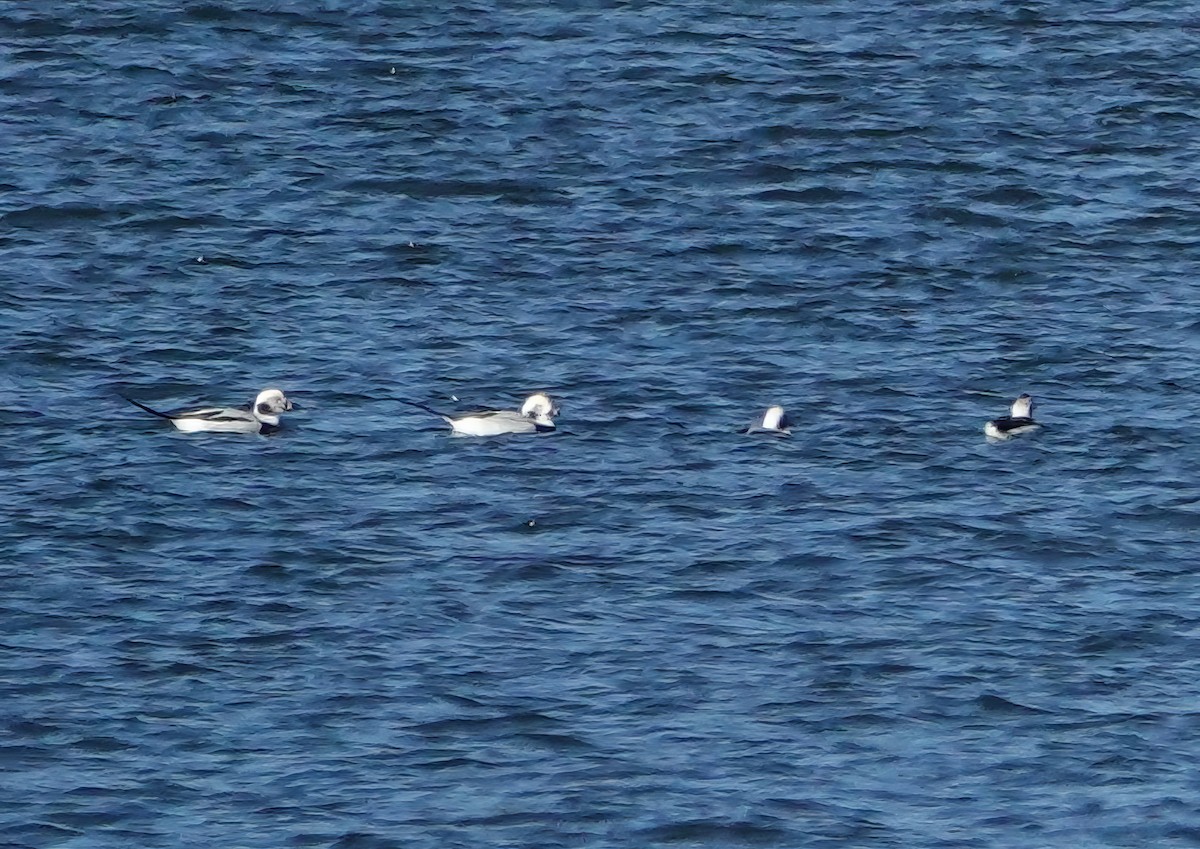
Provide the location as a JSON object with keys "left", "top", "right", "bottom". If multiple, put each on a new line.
{"left": 741, "top": 405, "right": 792, "bottom": 436}
{"left": 984, "top": 394, "right": 1040, "bottom": 440}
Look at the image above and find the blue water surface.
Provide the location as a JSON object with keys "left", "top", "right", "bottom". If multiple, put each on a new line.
{"left": 4, "top": 1, "right": 1200, "bottom": 847}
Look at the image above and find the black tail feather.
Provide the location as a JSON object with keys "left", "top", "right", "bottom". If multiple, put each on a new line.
{"left": 121, "top": 395, "right": 175, "bottom": 420}
{"left": 400, "top": 399, "right": 451, "bottom": 419}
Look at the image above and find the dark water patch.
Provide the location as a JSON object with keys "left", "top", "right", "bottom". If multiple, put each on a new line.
{"left": 118, "top": 213, "right": 235, "bottom": 233}
{"left": 0, "top": 203, "right": 117, "bottom": 228}
{"left": 412, "top": 712, "right": 565, "bottom": 736}
{"left": 344, "top": 177, "right": 569, "bottom": 206}
{"left": 976, "top": 695, "right": 1050, "bottom": 715}
{"left": 753, "top": 187, "right": 858, "bottom": 204}
{"left": 638, "top": 818, "right": 794, "bottom": 845}
{"left": 328, "top": 833, "right": 402, "bottom": 849}
{"left": 70, "top": 735, "right": 135, "bottom": 754}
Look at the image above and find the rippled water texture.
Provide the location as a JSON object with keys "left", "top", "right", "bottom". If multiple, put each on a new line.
{"left": 5, "top": 2, "right": 1200, "bottom": 847}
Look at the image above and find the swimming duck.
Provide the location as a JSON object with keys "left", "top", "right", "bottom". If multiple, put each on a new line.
{"left": 406, "top": 392, "right": 558, "bottom": 436}
{"left": 124, "top": 388, "right": 294, "bottom": 434}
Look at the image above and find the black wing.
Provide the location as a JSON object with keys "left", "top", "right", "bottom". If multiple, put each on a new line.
{"left": 182, "top": 407, "right": 254, "bottom": 422}
{"left": 992, "top": 416, "right": 1037, "bottom": 433}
